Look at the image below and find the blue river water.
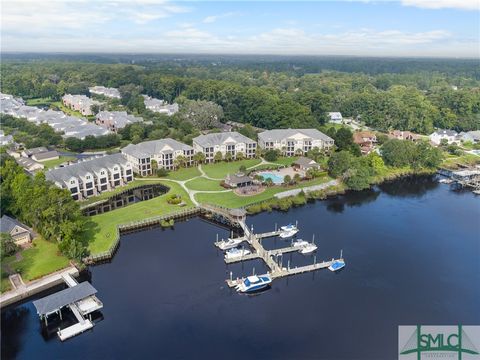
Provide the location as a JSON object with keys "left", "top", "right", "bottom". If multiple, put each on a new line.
{"left": 2, "top": 176, "right": 479, "bottom": 359}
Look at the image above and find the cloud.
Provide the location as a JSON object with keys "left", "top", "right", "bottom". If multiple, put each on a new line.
{"left": 401, "top": 0, "right": 479, "bottom": 10}
{"left": 202, "top": 12, "right": 237, "bottom": 24}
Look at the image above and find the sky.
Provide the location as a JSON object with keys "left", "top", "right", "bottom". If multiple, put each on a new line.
{"left": 1, "top": 0, "right": 479, "bottom": 57}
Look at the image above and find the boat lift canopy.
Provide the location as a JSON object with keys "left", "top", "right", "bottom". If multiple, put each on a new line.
{"left": 33, "top": 282, "right": 97, "bottom": 317}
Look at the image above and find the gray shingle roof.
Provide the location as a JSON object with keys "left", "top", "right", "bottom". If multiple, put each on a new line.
{"left": 0, "top": 215, "right": 29, "bottom": 234}
{"left": 293, "top": 157, "right": 317, "bottom": 167}
{"left": 45, "top": 153, "right": 128, "bottom": 183}
{"left": 32, "top": 150, "right": 59, "bottom": 161}
{"left": 193, "top": 131, "right": 255, "bottom": 148}
{"left": 258, "top": 129, "right": 334, "bottom": 143}
{"left": 121, "top": 138, "right": 193, "bottom": 159}
{"left": 33, "top": 282, "right": 97, "bottom": 316}
{"left": 23, "top": 147, "right": 48, "bottom": 156}
{"left": 433, "top": 129, "right": 458, "bottom": 137}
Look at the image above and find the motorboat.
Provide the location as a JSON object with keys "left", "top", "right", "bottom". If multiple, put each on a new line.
{"left": 328, "top": 259, "right": 345, "bottom": 272}
{"left": 279, "top": 228, "right": 299, "bottom": 239}
{"left": 225, "top": 247, "right": 251, "bottom": 260}
{"left": 280, "top": 223, "right": 298, "bottom": 232}
{"left": 292, "top": 239, "right": 309, "bottom": 247}
{"left": 236, "top": 275, "right": 272, "bottom": 293}
{"left": 298, "top": 243, "right": 317, "bottom": 254}
{"left": 216, "top": 238, "right": 244, "bottom": 250}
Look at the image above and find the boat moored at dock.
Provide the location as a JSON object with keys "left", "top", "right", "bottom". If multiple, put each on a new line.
{"left": 235, "top": 275, "right": 272, "bottom": 293}
{"left": 279, "top": 228, "right": 299, "bottom": 239}
{"left": 225, "top": 247, "right": 251, "bottom": 260}
{"left": 215, "top": 237, "right": 245, "bottom": 250}
{"left": 280, "top": 223, "right": 298, "bottom": 232}
{"left": 328, "top": 250, "right": 345, "bottom": 271}
{"left": 298, "top": 243, "right": 317, "bottom": 254}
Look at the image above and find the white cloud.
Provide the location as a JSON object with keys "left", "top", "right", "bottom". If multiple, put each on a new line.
{"left": 202, "top": 12, "right": 237, "bottom": 24}
{"left": 401, "top": 0, "right": 479, "bottom": 10}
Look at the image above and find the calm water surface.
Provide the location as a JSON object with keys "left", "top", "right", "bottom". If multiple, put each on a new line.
{"left": 2, "top": 177, "right": 479, "bottom": 360}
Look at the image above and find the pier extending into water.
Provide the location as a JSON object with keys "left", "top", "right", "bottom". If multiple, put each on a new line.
{"left": 211, "top": 208, "right": 344, "bottom": 288}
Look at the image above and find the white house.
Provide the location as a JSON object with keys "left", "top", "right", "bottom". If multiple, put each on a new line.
{"left": 143, "top": 95, "right": 179, "bottom": 116}
{"left": 96, "top": 111, "right": 143, "bottom": 132}
{"left": 0, "top": 215, "right": 34, "bottom": 246}
{"left": 459, "top": 131, "right": 480, "bottom": 143}
{"left": 192, "top": 132, "right": 256, "bottom": 162}
{"left": 122, "top": 138, "right": 194, "bottom": 175}
{"left": 328, "top": 112, "right": 343, "bottom": 124}
{"left": 258, "top": 128, "right": 334, "bottom": 156}
{"left": 429, "top": 129, "right": 459, "bottom": 145}
{"left": 45, "top": 153, "right": 133, "bottom": 200}
{"left": 89, "top": 86, "right": 121, "bottom": 99}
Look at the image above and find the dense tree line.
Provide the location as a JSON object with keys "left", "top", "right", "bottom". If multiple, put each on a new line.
{"left": 1, "top": 60, "right": 479, "bottom": 136}
{"left": 0, "top": 154, "right": 88, "bottom": 260}
{"left": 1, "top": 115, "right": 63, "bottom": 148}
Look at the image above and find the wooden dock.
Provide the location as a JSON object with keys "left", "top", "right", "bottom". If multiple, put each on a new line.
{"left": 220, "top": 217, "right": 344, "bottom": 288}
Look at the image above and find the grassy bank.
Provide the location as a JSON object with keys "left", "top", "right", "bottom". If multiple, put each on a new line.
{"left": 85, "top": 181, "right": 194, "bottom": 254}
{"left": 1, "top": 237, "right": 70, "bottom": 293}
{"left": 202, "top": 159, "right": 261, "bottom": 178}
{"left": 42, "top": 156, "right": 75, "bottom": 169}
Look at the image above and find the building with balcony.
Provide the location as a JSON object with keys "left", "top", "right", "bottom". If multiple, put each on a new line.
{"left": 258, "top": 129, "right": 334, "bottom": 156}
{"left": 45, "top": 153, "right": 133, "bottom": 200}
{"left": 121, "top": 138, "right": 194, "bottom": 175}
{"left": 192, "top": 132, "right": 256, "bottom": 162}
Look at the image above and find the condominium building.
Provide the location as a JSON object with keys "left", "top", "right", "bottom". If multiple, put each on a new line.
{"left": 45, "top": 153, "right": 133, "bottom": 200}
{"left": 258, "top": 129, "right": 334, "bottom": 156}
{"left": 89, "top": 86, "right": 121, "bottom": 99}
{"left": 192, "top": 132, "right": 257, "bottom": 162}
{"left": 96, "top": 111, "right": 143, "bottom": 132}
{"left": 62, "top": 94, "right": 101, "bottom": 116}
{"left": 121, "top": 138, "right": 194, "bottom": 175}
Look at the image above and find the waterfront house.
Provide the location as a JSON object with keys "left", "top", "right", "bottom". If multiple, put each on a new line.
{"left": 95, "top": 111, "right": 143, "bottom": 132}
{"left": 89, "top": 86, "right": 121, "bottom": 99}
{"left": 45, "top": 153, "right": 133, "bottom": 200}
{"left": 258, "top": 129, "right": 334, "bottom": 157}
{"left": 193, "top": 132, "right": 257, "bottom": 162}
{"left": 429, "top": 129, "right": 459, "bottom": 145}
{"left": 143, "top": 95, "right": 179, "bottom": 116}
{"left": 0, "top": 215, "right": 33, "bottom": 246}
{"left": 62, "top": 94, "right": 101, "bottom": 116}
{"left": 353, "top": 131, "right": 377, "bottom": 154}
{"left": 122, "top": 138, "right": 194, "bottom": 175}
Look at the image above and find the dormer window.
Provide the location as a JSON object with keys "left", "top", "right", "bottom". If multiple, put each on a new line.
{"left": 70, "top": 180, "right": 75, "bottom": 184}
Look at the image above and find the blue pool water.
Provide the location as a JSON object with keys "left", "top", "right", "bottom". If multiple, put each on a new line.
{"left": 260, "top": 172, "right": 284, "bottom": 184}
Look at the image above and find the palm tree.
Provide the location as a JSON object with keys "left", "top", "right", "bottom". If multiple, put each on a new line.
{"left": 214, "top": 151, "right": 223, "bottom": 163}
{"left": 284, "top": 174, "right": 292, "bottom": 185}
{"left": 293, "top": 173, "right": 302, "bottom": 184}
{"left": 174, "top": 155, "right": 187, "bottom": 169}
{"left": 225, "top": 152, "right": 233, "bottom": 162}
{"left": 193, "top": 151, "right": 206, "bottom": 165}
{"left": 236, "top": 151, "right": 245, "bottom": 161}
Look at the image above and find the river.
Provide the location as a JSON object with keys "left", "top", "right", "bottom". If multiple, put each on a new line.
{"left": 2, "top": 176, "right": 479, "bottom": 359}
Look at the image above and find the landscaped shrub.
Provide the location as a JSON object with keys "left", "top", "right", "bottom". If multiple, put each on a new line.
{"left": 156, "top": 168, "right": 169, "bottom": 177}
{"left": 167, "top": 194, "right": 182, "bottom": 204}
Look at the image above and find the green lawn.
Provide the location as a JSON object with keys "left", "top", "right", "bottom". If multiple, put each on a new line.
{"left": 1, "top": 237, "right": 70, "bottom": 283}
{"left": 202, "top": 159, "right": 262, "bottom": 179}
{"left": 85, "top": 181, "right": 194, "bottom": 254}
{"left": 273, "top": 156, "right": 298, "bottom": 166}
{"left": 42, "top": 156, "right": 75, "bottom": 169}
{"left": 51, "top": 101, "right": 85, "bottom": 118}
{"left": 442, "top": 153, "right": 480, "bottom": 169}
{"left": 26, "top": 97, "right": 53, "bottom": 106}
{"left": 185, "top": 177, "right": 224, "bottom": 191}
{"left": 195, "top": 176, "right": 333, "bottom": 208}
{"left": 1, "top": 276, "right": 11, "bottom": 293}
{"left": 166, "top": 166, "right": 201, "bottom": 181}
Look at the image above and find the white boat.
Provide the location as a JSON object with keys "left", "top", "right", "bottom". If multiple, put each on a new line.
{"left": 236, "top": 275, "right": 272, "bottom": 293}
{"left": 328, "top": 250, "right": 345, "bottom": 271}
{"left": 299, "top": 243, "right": 317, "bottom": 254}
{"left": 225, "top": 247, "right": 251, "bottom": 260}
{"left": 292, "top": 239, "right": 309, "bottom": 247}
{"left": 216, "top": 238, "right": 244, "bottom": 250}
{"left": 328, "top": 259, "right": 345, "bottom": 272}
{"left": 279, "top": 228, "right": 299, "bottom": 239}
{"left": 280, "top": 223, "right": 298, "bottom": 232}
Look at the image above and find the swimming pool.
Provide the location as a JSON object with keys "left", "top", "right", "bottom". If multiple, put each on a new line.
{"left": 259, "top": 172, "right": 284, "bottom": 184}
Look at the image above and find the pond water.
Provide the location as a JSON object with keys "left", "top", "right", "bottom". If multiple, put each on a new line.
{"left": 2, "top": 176, "right": 479, "bottom": 360}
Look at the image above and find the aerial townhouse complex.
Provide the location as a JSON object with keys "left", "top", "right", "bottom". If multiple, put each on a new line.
{"left": 143, "top": 95, "right": 179, "bottom": 116}
{"left": 89, "top": 86, "right": 121, "bottom": 99}
{"left": 45, "top": 153, "right": 133, "bottom": 201}
{"left": 122, "top": 138, "right": 194, "bottom": 176}
{"left": 1, "top": 93, "right": 110, "bottom": 139}
{"left": 95, "top": 111, "right": 143, "bottom": 132}
{"left": 258, "top": 128, "right": 335, "bottom": 156}
{"left": 62, "top": 94, "right": 101, "bottom": 116}
{"left": 192, "top": 132, "right": 257, "bottom": 162}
